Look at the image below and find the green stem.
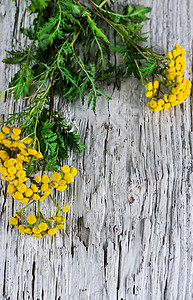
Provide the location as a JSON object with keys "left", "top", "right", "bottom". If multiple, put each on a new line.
{"left": 18, "top": 200, "right": 36, "bottom": 214}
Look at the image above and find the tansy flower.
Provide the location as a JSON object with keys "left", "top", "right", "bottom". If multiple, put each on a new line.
{"left": 48, "top": 228, "right": 57, "bottom": 235}
{"left": 7, "top": 166, "right": 17, "bottom": 175}
{"left": 51, "top": 172, "right": 61, "bottom": 182}
{"left": 27, "top": 215, "right": 36, "bottom": 224}
{"left": 18, "top": 225, "right": 25, "bottom": 233}
{"left": 41, "top": 174, "right": 50, "bottom": 184}
{"left": 41, "top": 183, "right": 49, "bottom": 191}
{"left": 39, "top": 195, "right": 47, "bottom": 202}
{"left": 62, "top": 165, "right": 70, "bottom": 173}
{"left": 35, "top": 153, "right": 43, "bottom": 159}
{"left": 28, "top": 148, "right": 37, "bottom": 156}
{"left": 60, "top": 217, "right": 65, "bottom": 223}
{"left": 13, "top": 191, "right": 24, "bottom": 201}
{"left": 11, "top": 134, "right": 20, "bottom": 141}
{"left": 17, "top": 183, "right": 27, "bottom": 193}
{"left": 0, "top": 132, "right": 6, "bottom": 140}
{"left": 58, "top": 179, "right": 66, "bottom": 186}
{"left": 2, "top": 139, "right": 12, "bottom": 148}
{"left": 22, "top": 137, "right": 33, "bottom": 144}
{"left": 20, "top": 198, "right": 29, "bottom": 204}
{"left": 64, "top": 173, "right": 73, "bottom": 184}
{"left": 13, "top": 127, "right": 21, "bottom": 135}
{"left": 24, "top": 188, "right": 33, "bottom": 198}
{"left": 13, "top": 179, "right": 19, "bottom": 186}
{"left": 48, "top": 218, "right": 55, "bottom": 223}
{"left": 38, "top": 222, "right": 48, "bottom": 231}
{"left": 70, "top": 167, "right": 77, "bottom": 177}
{"left": 43, "top": 188, "right": 51, "bottom": 196}
{"left": 56, "top": 185, "right": 67, "bottom": 192}
{"left": 9, "top": 216, "right": 18, "bottom": 225}
{"left": 7, "top": 184, "right": 16, "bottom": 194}
{"left": 50, "top": 181, "right": 58, "bottom": 188}
{"left": 34, "top": 233, "right": 42, "bottom": 238}
{"left": 63, "top": 205, "right": 70, "bottom": 212}
{"left": 35, "top": 175, "right": 41, "bottom": 182}
{"left": 32, "top": 194, "right": 40, "bottom": 201}
{"left": 2, "top": 125, "right": 12, "bottom": 134}
{"left": 30, "top": 184, "right": 39, "bottom": 193}
{"left": 32, "top": 226, "right": 41, "bottom": 234}
{"left": 24, "top": 228, "right": 32, "bottom": 234}
{"left": 14, "top": 212, "right": 22, "bottom": 220}
{"left": 56, "top": 223, "right": 65, "bottom": 229}
{"left": 53, "top": 216, "right": 61, "bottom": 221}
{"left": 17, "top": 169, "right": 26, "bottom": 178}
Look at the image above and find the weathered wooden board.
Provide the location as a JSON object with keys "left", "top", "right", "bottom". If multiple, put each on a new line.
{"left": 0, "top": 0, "right": 193, "bottom": 299}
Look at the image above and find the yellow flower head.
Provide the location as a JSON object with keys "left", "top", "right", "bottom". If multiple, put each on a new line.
{"left": 17, "top": 169, "right": 26, "bottom": 178}
{"left": 63, "top": 205, "right": 70, "bottom": 213}
{"left": 35, "top": 175, "right": 41, "bottom": 182}
{"left": 43, "top": 188, "right": 51, "bottom": 196}
{"left": 18, "top": 225, "right": 25, "bottom": 233}
{"left": 2, "top": 125, "right": 12, "bottom": 134}
{"left": 30, "top": 184, "right": 39, "bottom": 193}
{"left": 23, "top": 137, "right": 33, "bottom": 144}
{"left": 147, "top": 82, "right": 153, "bottom": 91}
{"left": 13, "top": 191, "right": 24, "bottom": 201}
{"left": 56, "top": 223, "right": 65, "bottom": 229}
{"left": 62, "top": 165, "right": 70, "bottom": 174}
{"left": 9, "top": 216, "right": 18, "bottom": 225}
{"left": 70, "top": 167, "right": 77, "bottom": 177}
{"left": 35, "top": 153, "right": 43, "bottom": 159}
{"left": 53, "top": 216, "right": 61, "bottom": 221}
{"left": 41, "top": 183, "right": 49, "bottom": 192}
{"left": 32, "top": 193, "right": 40, "bottom": 201}
{"left": 28, "top": 148, "right": 37, "bottom": 156}
{"left": 24, "top": 228, "right": 32, "bottom": 234}
{"left": 56, "top": 185, "right": 67, "bottom": 192}
{"left": 20, "top": 198, "right": 29, "bottom": 204}
{"left": 50, "top": 180, "right": 58, "bottom": 188}
{"left": 64, "top": 173, "right": 74, "bottom": 184}
{"left": 48, "top": 228, "right": 57, "bottom": 235}
{"left": 51, "top": 172, "right": 62, "bottom": 182}
{"left": 27, "top": 214, "right": 37, "bottom": 224}
{"left": 7, "top": 184, "right": 16, "bottom": 194}
{"left": 13, "top": 127, "right": 21, "bottom": 135}
{"left": 38, "top": 222, "right": 48, "bottom": 231}
{"left": 34, "top": 233, "right": 42, "bottom": 238}
{"left": 149, "top": 100, "right": 157, "bottom": 108}
{"left": 41, "top": 174, "right": 50, "bottom": 184}
{"left": 11, "top": 134, "right": 20, "bottom": 141}
{"left": 14, "top": 212, "right": 22, "bottom": 220}
{"left": 32, "top": 226, "right": 41, "bottom": 234}
{"left": 0, "top": 132, "right": 6, "bottom": 140}
{"left": 8, "top": 166, "right": 17, "bottom": 175}
{"left": 17, "top": 183, "right": 27, "bottom": 193}
{"left": 2, "top": 139, "right": 12, "bottom": 148}
{"left": 58, "top": 179, "right": 66, "bottom": 186}
{"left": 24, "top": 188, "right": 33, "bottom": 198}
{"left": 39, "top": 195, "right": 47, "bottom": 202}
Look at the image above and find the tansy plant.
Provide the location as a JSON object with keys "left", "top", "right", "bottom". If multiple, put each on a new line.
{"left": 0, "top": 0, "right": 191, "bottom": 237}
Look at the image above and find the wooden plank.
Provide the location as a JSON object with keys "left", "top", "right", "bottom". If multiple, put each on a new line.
{"left": 0, "top": 0, "right": 193, "bottom": 299}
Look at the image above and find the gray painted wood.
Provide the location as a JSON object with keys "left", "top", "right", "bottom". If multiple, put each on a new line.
{"left": 0, "top": 0, "right": 193, "bottom": 299}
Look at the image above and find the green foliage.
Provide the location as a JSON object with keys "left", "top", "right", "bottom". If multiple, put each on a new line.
{"left": 2, "top": 0, "right": 166, "bottom": 170}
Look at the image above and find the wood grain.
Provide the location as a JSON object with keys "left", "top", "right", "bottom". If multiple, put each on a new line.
{"left": 0, "top": 0, "right": 193, "bottom": 299}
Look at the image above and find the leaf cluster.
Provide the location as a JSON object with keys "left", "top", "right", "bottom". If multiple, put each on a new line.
{"left": 4, "top": 0, "right": 154, "bottom": 112}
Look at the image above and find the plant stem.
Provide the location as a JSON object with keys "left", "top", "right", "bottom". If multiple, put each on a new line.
{"left": 49, "top": 83, "right": 54, "bottom": 122}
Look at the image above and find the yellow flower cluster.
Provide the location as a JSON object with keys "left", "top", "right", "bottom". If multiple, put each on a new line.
{"left": 146, "top": 45, "right": 191, "bottom": 111}
{"left": 9, "top": 205, "right": 71, "bottom": 238}
{"left": 1, "top": 125, "right": 77, "bottom": 238}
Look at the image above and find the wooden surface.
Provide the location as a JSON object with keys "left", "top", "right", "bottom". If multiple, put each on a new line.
{"left": 0, "top": 0, "right": 193, "bottom": 299}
